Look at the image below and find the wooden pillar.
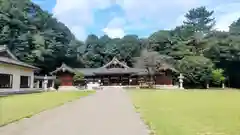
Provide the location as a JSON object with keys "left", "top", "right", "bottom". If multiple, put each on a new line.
{"left": 120, "top": 75, "right": 122, "bottom": 85}
{"left": 36, "top": 80, "right": 40, "bottom": 88}
{"left": 41, "top": 80, "right": 44, "bottom": 88}
{"left": 129, "top": 75, "right": 131, "bottom": 86}
{"left": 52, "top": 80, "right": 55, "bottom": 88}
{"left": 136, "top": 76, "right": 139, "bottom": 85}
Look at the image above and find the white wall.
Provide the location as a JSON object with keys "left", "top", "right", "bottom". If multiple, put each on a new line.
{"left": 0, "top": 63, "right": 34, "bottom": 92}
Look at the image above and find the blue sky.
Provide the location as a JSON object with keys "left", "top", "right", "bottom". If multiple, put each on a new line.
{"left": 33, "top": 0, "right": 240, "bottom": 40}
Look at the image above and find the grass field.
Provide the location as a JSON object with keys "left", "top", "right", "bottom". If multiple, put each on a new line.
{"left": 130, "top": 90, "right": 240, "bottom": 135}
{"left": 0, "top": 91, "right": 94, "bottom": 126}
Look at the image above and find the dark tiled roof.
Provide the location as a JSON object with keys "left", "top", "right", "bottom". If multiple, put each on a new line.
{"left": 0, "top": 45, "right": 18, "bottom": 60}
{"left": 51, "top": 63, "right": 76, "bottom": 74}
{"left": 50, "top": 57, "right": 177, "bottom": 76}
{"left": 0, "top": 57, "right": 38, "bottom": 69}
{"left": 132, "top": 69, "right": 149, "bottom": 76}
{"left": 0, "top": 45, "right": 39, "bottom": 69}
{"left": 75, "top": 68, "right": 98, "bottom": 76}
{"left": 94, "top": 68, "right": 138, "bottom": 75}
{"left": 76, "top": 67, "right": 148, "bottom": 76}
{"left": 101, "top": 57, "right": 129, "bottom": 68}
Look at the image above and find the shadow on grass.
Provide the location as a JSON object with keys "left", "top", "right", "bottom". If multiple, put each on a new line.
{"left": 0, "top": 91, "right": 95, "bottom": 127}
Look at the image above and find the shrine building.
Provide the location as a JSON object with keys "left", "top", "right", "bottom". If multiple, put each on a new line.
{"left": 51, "top": 57, "right": 177, "bottom": 89}
{"left": 0, "top": 45, "right": 39, "bottom": 92}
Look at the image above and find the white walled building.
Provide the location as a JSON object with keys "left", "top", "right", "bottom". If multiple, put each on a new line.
{"left": 0, "top": 46, "right": 39, "bottom": 92}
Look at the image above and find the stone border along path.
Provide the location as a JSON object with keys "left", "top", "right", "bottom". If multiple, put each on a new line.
{"left": 0, "top": 88, "right": 149, "bottom": 135}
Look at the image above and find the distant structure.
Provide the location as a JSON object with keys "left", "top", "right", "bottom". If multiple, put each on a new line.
{"left": 0, "top": 45, "right": 39, "bottom": 92}
{"left": 51, "top": 57, "right": 177, "bottom": 90}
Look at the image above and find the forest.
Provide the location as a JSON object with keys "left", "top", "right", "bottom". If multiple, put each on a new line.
{"left": 1, "top": 0, "right": 240, "bottom": 88}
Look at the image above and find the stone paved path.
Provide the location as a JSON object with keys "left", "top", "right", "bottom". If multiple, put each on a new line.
{"left": 0, "top": 88, "right": 149, "bottom": 135}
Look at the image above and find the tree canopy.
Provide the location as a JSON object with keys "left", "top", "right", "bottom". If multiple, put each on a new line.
{"left": 1, "top": 2, "right": 240, "bottom": 88}
{"left": 184, "top": 6, "right": 215, "bottom": 33}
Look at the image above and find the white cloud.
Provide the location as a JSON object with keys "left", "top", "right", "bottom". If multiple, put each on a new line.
{"left": 116, "top": 0, "right": 206, "bottom": 23}
{"left": 71, "top": 26, "right": 87, "bottom": 40}
{"left": 53, "top": 0, "right": 209, "bottom": 39}
{"left": 102, "top": 17, "right": 126, "bottom": 38}
{"left": 109, "top": 0, "right": 210, "bottom": 33}
{"left": 103, "top": 27, "right": 125, "bottom": 38}
{"left": 215, "top": 12, "right": 240, "bottom": 31}
{"left": 214, "top": 2, "right": 240, "bottom": 31}
{"left": 52, "top": 0, "right": 240, "bottom": 39}
{"left": 53, "top": 0, "right": 113, "bottom": 40}
{"left": 166, "top": 14, "right": 186, "bottom": 30}
{"left": 105, "top": 17, "right": 126, "bottom": 28}
{"left": 168, "top": 1, "right": 240, "bottom": 31}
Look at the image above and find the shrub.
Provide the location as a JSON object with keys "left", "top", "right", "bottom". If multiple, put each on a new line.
{"left": 54, "top": 79, "right": 61, "bottom": 90}
{"left": 212, "top": 69, "right": 225, "bottom": 86}
{"left": 73, "top": 72, "right": 84, "bottom": 82}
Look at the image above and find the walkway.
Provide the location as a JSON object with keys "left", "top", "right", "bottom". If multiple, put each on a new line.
{"left": 0, "top": 88, "right": 149, "bottom": 135}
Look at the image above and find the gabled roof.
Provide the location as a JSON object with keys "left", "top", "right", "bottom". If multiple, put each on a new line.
{"left": 0, "top": 45, "right": 19, "bottom": 61}
{"left": 94, "top": 68, "right": 137, "bottom": 75}
{"left": 75, "top": 68, "right": 97, "bottom": 76}
{"left": 0, "top": 57, "right": 39, "bottom": 69}
{"left": 76, "top": 57, "right": 133, "bottom": 75}
{"left": 101, "top": 57, "right": 129, "bottom": 68}
{"left": 51, "top": 63, "right": 76, "bottom": 75}
{"left": 51, "top": 57, "right": 177, "bottom": 76}
{"left": 0, "top": 45, "right": 39, "bottom": 69}
{"left": 76, "top": 67, "right": 147, "bottom": 76}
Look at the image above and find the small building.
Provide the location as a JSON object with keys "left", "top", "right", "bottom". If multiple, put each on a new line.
{"left": 0, "top": 46, "right": 39, "bottom": 92}
{"left": 51, "top": 57, "right": 177, "bottom": 89}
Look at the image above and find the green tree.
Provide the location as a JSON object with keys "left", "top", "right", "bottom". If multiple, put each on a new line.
{"left": 83, "top": 34, "right": 105, "bottom": 67}
{"left": 204, "top": 31, "right": 240, "bottom": 88}
{"left": 177, "top": 56, "right": 214, "bottom": 88}
{"left": 1, "top": 0, "right": 240, "bottom": 89}
{"left": 212, "top": 69, "right": 225, "bottom": 87}
{"left": 229, "top": 18, "right": 240, "bottom": 34}
{"left": 73, "top": 72, "right": 84, "bottom": 82}
{"left": 118, "top": 35, "right": 142, "bottom": 66}
{"left": 184, "top": 6, "right": 215, "bottom": 33}
{"left": 0, "top": 0, "right": 81, "bottom": 73}
{"left": 148, "top": 30, "right": 173, "bottom": 55}
{"left": 134, "top": 49, "right": 174, "bottom": 88}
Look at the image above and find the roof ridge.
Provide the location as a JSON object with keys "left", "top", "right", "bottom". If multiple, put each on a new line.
{"left": 0, "top": 45, "right": 7, "bottom": 50}
{"left": 0, "top": 45, "right": 19, "bottom": 61}
{"left": 0, "top": 45, "right": 39, "bottom": 69}
{"left": 0, "top": 56, "right": 39, "bottom": 69}
{"left": 51, "top": 63, "right": 75, "bottom": 75}
{"left": 101, "top": 57, "right": 129, "bottom": 68}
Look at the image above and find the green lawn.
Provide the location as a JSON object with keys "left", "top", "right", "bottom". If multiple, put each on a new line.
{"left": 0, "top": 91, "right": 94, "bottom": 126}
{"left": 130, "top": 90, "right": 240, "bottom": 135}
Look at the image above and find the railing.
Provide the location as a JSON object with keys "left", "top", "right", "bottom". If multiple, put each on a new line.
{"left": 34, "top": 76, "right": 56, "bottom": 80}
{"left": 34, "top": 75, "right": 56, "bottom": 90}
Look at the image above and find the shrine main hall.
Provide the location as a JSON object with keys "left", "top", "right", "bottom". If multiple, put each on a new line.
{"left": 51, "top": 57, "right": 177, "bottom": 87}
